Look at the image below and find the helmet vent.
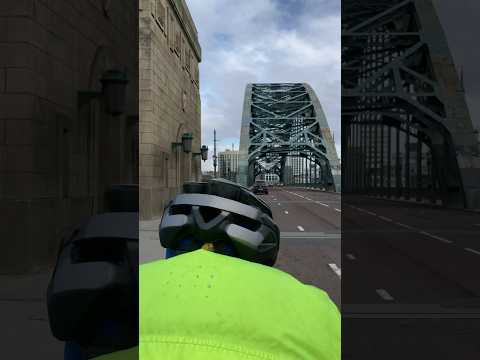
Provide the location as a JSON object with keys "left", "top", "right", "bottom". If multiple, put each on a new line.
{"left": 170, "top": 204, "right": 191, "bottom": 215}
{"left": 71, "top": 238, "right": 127, "bottom": 264}
{"left": 232, "top": 214, "right": 260, "bottom": 231}
{"left": 199, "top": 206, "right": 221, "bottom": 222}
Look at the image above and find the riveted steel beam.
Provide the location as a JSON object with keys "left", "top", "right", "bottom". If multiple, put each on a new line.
{"left": 342, "top": 0, "right": 480, "bottom": 208}
{"left": 239, "top": 83, "right": 340, "bottom": 190}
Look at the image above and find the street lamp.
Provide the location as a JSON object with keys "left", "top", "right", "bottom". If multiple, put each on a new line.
{"left": 78, "top": 69, "right": 129, "bottom": 116}
{"left": 193, "top": 145, "right": 209, "bottom": 161}
{"left": 101, "top": 69, "right": 129, "bottom": 115}
{"left": 172, "top": 133, "right": 194, "bottom": 153}
{"left": 182, "top": 133, "right": 193, "bottom": 153}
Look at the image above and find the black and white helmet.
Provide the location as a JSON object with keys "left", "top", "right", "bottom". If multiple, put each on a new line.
{"left": 47, "top": 185, "right": 139, "bottom": 350}
{"left": 160, "top": 179, "right": 280, "bottom": 266}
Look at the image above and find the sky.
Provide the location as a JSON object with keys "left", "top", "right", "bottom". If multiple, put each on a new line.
{"left": 185, "top": 0, "right": 480, "bottom": 172}
{"left": 434, "top": 0, "right": 480, "bottom": 131}
{"left": 184, "top": 0, "right": 341, "bottom": 171}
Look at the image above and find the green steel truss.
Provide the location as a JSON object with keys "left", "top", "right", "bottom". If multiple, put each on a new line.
{"left": 342, "top": 0, "right": 480, "bottom": 208}
{"left": 239, "top": 83, "right": 340, "bottom": 190}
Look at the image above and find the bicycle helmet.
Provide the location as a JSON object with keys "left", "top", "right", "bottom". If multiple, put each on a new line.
{"left": 160, "top": 178, "right": 280, "bottom": 266}
{"left": 48, "top": 185, "right": 139, "bottom": 356}
{"left": 47, "top": 212, "right": 139, "bottom": 349}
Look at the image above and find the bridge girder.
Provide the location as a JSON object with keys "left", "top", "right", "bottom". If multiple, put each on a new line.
{"left": 239, "top": 83, "right": 340, "bottom": 190}
{"left": 342, "top": 0, "right": 480, "bottom": 208}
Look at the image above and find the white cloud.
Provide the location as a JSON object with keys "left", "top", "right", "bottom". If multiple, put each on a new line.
{"left": 185, "top": 0, "right": 341, "bottom": 171}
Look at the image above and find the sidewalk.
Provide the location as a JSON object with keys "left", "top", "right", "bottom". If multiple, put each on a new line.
{"left": 0, "top": 271, "right": 64, "bottom": 358}
{"left": 140, "top": 217, "right": 165, "bottom": 264}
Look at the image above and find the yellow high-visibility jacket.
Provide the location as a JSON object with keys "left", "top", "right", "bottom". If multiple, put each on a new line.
{"left": 140, "top": 249, "right": 340, "bottom": 360}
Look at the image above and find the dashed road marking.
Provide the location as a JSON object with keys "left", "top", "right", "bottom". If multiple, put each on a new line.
{"left": 395, "top": 222, "right": 415, "bottom": 231}
{"left": 419, "top": 231, "right": 452, "bottom": 244}
{"left": 316, "top": 201, "right": 329, "bottom": 207}
{"left": 284, "top": 210, "right": 289, "bottom": 215}
{"left": 465, "top": 247, "right": 480, "bottom": 256}
{"left": 277, "top": 202, "right": 281, "bottom": 205}
{"left": 346, "top": 253, "right": 356, "bottom": 260}
{"left": 376, "top": 289, "right": 394, "bottom": 301}
{"left": 378, "top": 216, "right": 392, "bottom": 222}
{"left": 328, "top": 263, "right": 342, "bottom": 277}
{"left": 334, "top": 208, "right": 341, "bottom": 212}
{"left": 297, "top": 226, "right": 305, "bottom": 232}
{"left": 365, "top": 210, "right": 377, "bottom": 216}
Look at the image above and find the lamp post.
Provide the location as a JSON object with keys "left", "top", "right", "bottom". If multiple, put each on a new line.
{"left": 181, "top": 133, "right": 193, "bottom": 153}
{"left": 213, "top": 129, "right": 217, "bottom": 178}
{"left": 78, "top": 69, "right": 129, "bottom": 116}
{"left": 172, "top": 133, "right": 194, "bottom": 153}
{"left": 193, "top": 145, "right": 209, "bottom": 162}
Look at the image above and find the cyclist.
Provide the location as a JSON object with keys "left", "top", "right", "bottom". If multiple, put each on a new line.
{"left": 140, "top": 179, "right": 340, "bottom": 359}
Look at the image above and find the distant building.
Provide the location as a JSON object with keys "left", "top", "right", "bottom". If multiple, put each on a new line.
{"left": 139, "top": 0, "right": 202, "bottom": 220}
{"left": 218, "top": 149, "right": 239, "bottom": 182}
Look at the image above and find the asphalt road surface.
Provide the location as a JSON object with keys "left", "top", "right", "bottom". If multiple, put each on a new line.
{"left": 342, "top": 195, "right": 480, "bottom": 309}
{"left": 258, "top": 187, "right": 341, "bottom": 306}
{"left": 342, "top": 195, "right": 480, "bottom": 359}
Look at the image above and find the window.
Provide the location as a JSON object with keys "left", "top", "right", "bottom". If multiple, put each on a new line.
{"left": 186, "top": 49, "right": 191, "bottom": 74}
{"left": 174, "top": 31, "right": 181, "bottom": 57}
{"left": 156, "top": 0, "right": 166, "bottom": 30}
{"left": 169, "top": 11, "right": 175, "bottom": 51}
{"left": 193, "top": 63, "right": 199, "bottom": 86}
{"left": 182, "top": 91, "right": 187, "bottom": 112}
{"left": 182, "top": 37, "right": 187, "bottom": 67}
{"left": 151, "top": 0, "right": 155, "bottom": 17}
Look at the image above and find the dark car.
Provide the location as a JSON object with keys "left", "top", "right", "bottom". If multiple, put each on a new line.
{"left": 251, "top": 181, "right": 269, "bottom": 195}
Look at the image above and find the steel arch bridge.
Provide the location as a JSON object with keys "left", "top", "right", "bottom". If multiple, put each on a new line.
{"left": 342, "top": 0, "right": 480, "bottom": 208}
{"left": 238, "top": 83, "right": 340, "bottom": 190}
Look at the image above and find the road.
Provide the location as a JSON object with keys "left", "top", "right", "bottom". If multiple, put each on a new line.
{"left": 258, "top": 187, "right": 341, "bottom": 306}
{"left": 342, "top": 195, "right": 480, "bottom": 359}
{"left": 342, "top": 195, "right": 480, "bottom": 309}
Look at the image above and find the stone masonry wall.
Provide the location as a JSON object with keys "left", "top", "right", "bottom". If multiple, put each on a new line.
{"left": 0, "top": 0, "right": 138, "bottom": 273}
{"left": 139, "top": 0, "right": 201, "bottom": 220}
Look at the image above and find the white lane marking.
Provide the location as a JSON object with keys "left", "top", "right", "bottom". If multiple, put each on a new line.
{"left": 465, "top": 248, "right": 480, "bottom": 256}
{"left": 297, "top": 226, "right": 305, "bottom": 232}
{"left": 376, "top": 289, "right": 394, "bottom": 301}
{"left": 284, "top": 210, "right": 289, "bottom": 215}
{"left": 419, "top": 231, "right": 452, "bottom": 244}
{"left": 305, "top": 197, "right": 312, "bottom": 201}
{"left": 346, "top": 253, "right": 356, "bottom": 260}
{"left": 378, "top": 216, "right": 392, "bottom": 222}
{"left": 316, "top": 201, "right": 329, "bottom": 207}
{"left": 277, "top": 202, "right": 281, "bottom": 205}
{"left": 365, "top": 210, "right": 377, "bottom": 216}
{"left": 273, "top": 198, "right": 277, "bottom": 201}
{"left": 395, "top": 222, "right": 415, "bottom": 231}
{"left": 334, "top": 208, "right": 341, "bottom": 212}
{"left": 328, "top": 263, "right": 342, "bottom": 277}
